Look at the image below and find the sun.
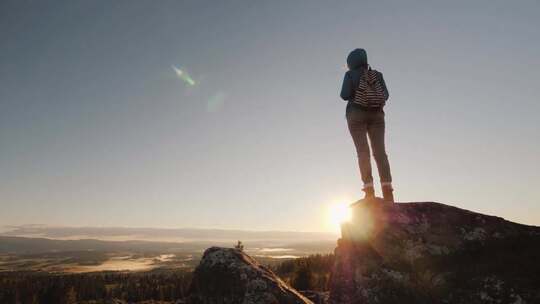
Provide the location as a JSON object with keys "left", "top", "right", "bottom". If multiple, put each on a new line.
{"left": 327, "top": 202, "right": 352, "bottom": 232}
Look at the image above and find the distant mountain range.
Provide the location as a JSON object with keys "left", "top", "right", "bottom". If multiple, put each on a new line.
{"left": 2, "top": 225, "right": 337, "bottom": 242}
{"left": 0, "top": 236, "right": 214, "bottom": 254}
{"left": 0, "top": 226, "right": 337, "bottom": 254}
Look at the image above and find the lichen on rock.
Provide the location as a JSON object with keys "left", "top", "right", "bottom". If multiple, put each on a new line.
{"left": 329, "top": 198, "right": 540, "bottom": 304}
{"left": 188, "top": 247, "right": 313, "bottom": 304}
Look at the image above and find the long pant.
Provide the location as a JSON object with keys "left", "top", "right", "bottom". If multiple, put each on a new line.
{"left": 346, "top": 108, "right": 392, "bottom": 188}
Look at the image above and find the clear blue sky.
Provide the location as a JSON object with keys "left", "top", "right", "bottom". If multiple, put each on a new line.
{"left": 1, "top": 0, "right": 539, "bottom": 232}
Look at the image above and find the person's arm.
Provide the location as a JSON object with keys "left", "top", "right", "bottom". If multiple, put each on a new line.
{"left": 340, "top": 72, "right": 352, "bottom": 101}
{"left": 379, "top": 72, "right": 389, "bottom": 101}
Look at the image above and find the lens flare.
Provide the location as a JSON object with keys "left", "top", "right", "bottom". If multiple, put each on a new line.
{"left": 207, "top": 92, "right": 226, "bottom": 112}
{"left": 172, "top": 65, "right": 196, "bottom": 86}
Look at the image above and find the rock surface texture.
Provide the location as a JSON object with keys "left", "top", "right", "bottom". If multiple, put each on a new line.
{"left": 330, "top": 198, "right": 540, "bottom": 304}
{"left": 188, "top": 247, "right": 313, "bottom": 304}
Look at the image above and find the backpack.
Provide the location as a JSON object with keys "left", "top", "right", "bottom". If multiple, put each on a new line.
{"left": 353, "top": 67, "right": 387, "bottom": 108}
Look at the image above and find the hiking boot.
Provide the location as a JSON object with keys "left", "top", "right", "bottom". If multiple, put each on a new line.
{"left": 382, "top": 185, "right": 394, "bottom": 203}
{"left": 363, "top": 187, "right": 375, "bottom": 200}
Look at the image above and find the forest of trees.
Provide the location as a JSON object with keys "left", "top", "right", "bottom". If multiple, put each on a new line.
{"left": 0, "top": 253, "right": 335, "bottom": 303}
{"left": 0, "top": 270, "right": 192, "bottom": 304}
{"left": 271, "top": 253, "right": 335, "bottom": 291}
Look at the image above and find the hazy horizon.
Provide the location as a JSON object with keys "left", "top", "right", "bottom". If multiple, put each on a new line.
{"left": 1, "top": 0, "right": 539, "bottom": 233}
{"left": 1, "top": 224, "right": 339, "bottom": 240}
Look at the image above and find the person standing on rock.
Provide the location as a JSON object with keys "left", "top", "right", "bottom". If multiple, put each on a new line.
{"left": 340, "top": 48, "right": 394, "bottom": 202}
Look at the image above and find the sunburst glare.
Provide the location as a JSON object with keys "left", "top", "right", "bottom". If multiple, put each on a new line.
{"left": 327, "top": 202, "right": 352, "bottom": 233}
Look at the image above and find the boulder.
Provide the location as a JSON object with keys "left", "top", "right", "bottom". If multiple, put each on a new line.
{"left": 330, "top": 198, "right": 540, "bottom": 304}
{"left": 188, "top": 247, "right": 313, "bottom": 304}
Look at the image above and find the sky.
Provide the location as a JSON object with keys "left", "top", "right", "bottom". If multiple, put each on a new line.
{"left": 1, "top": 0, "right": 539, "bottom": 233}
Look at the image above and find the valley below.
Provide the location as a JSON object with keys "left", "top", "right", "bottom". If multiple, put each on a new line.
{"left": 0, "top": 234, "right": 335, "bottom": 274}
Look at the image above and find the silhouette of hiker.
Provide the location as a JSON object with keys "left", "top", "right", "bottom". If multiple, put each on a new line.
{"left": 340, "top": 48, "right": 394, "bottom": 202}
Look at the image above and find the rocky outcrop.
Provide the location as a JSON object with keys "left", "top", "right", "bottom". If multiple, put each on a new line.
{"left": 188, "top": 247, "right": 313, "bottom": 304}
{"left": 330, "top": 198, "right": 540, "bottom": 304}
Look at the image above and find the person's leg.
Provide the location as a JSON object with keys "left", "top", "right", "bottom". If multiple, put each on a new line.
{"left": 367, "top": 110, "right": 393, "bottom": 201}
{"left": 347, "top": 110, "right": 374, "bottom": 195}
